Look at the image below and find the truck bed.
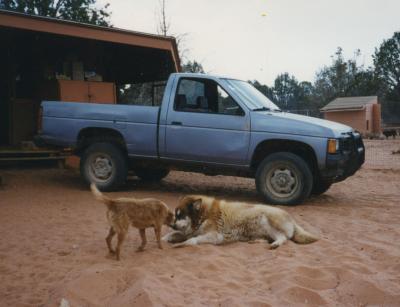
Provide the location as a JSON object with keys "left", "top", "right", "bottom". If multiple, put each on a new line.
{"left": 41, "top": 101, "right": 160, "bottom": 157}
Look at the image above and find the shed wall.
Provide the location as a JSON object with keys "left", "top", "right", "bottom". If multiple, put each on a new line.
{"left": 324, "top": 110, "right": 367, "bottom": 134}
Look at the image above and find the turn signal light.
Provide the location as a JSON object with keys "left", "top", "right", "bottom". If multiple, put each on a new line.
{"left": 327, "top": 139, "right": 338, "bottom": 154}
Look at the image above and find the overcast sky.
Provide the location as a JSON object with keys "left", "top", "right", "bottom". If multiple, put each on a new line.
{"left": 99, "top": 0, "right": 400, "bottom": 85}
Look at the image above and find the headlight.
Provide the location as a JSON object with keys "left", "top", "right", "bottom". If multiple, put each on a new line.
{"left": 327, "top": 139, "right": 339, "bottom": 154}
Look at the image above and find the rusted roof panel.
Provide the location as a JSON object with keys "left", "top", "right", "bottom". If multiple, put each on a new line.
{"left": 0, "top": 9, "right": 181, "bottom": 71}
{"left": 321, "top": 96, "right": 377, "bottom": 112}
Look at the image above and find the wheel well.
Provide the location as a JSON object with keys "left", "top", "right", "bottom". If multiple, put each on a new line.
{"left": 75, "top": 128, "right": 127, "bottom": 155}
{"left": 251, "top": 139, "right": 318, "bottom": 174}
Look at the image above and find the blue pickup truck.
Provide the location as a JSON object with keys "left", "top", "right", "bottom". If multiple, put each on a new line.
{"left": 37, "top": 73, "right": 365, "bottom": 205}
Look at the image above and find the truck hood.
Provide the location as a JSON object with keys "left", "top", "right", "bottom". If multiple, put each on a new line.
{"left": 250, "top": 111, "right": 353, "bottom": 138}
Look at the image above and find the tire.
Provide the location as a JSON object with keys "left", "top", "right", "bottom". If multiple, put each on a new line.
{"left": 311, "top": 180, "right": 332, "bottom": 195}
{"left": 134, "top": 167, "right": 170, "bottom": 182}
{"left": 80, "top": 142, "right": 127, "bottom": 191}
{"left": 255, "top": 152, "right": 313, "bottom": 205}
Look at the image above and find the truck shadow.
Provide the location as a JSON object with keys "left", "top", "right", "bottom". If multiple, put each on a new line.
{"left": 126, "top": 175, "right": 264, "bottom": 204}
{"left": 43, "top": 169, "right": 331, "bottom": 206}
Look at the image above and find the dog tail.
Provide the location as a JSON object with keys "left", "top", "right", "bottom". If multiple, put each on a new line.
{"left": 292, "top": 223, "right": 318, "bottom": 244}
{"left": 90, "top": 183, "right": 116, "bottom": 210}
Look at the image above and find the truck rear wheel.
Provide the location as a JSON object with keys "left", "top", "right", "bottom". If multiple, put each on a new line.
{"left": 80, "top": 142, "right": 127, "bottom": 191}
{"left": 134, "top": 167, "right": 170, "bottom": 182}
{"left": 255, "top": 152, "right": 313, "bottom": 205}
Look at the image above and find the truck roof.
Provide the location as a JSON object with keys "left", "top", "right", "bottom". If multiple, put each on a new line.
{"left": 172, "top": 72, "right": 240, "bottom": 81}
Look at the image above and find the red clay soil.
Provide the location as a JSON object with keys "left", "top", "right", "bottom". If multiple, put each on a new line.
{"left": 0, "top": 141, "right": 399, "bottom": 306}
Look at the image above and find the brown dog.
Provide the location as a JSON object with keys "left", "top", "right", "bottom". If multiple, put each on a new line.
{"left": 91, "top": 184, "right": 174, "bottom": 260}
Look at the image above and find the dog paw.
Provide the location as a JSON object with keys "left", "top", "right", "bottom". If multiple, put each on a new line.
{"left": 105, "top": 253, "right": 115, "bottom": 260}
{"left": 172, "top": 243, "right": 185, "bottom": 248}
{"left": 161, "top": 234, "right": 170, "bottom": 242}
{"left": 163, "top": 231, "right": 187, "bottom": 243}
{"left": 173, "top": 238, "right": 198, "bottom": 248}
{"left": 248, "top": 239, "right": 267, "bottom": 244}
{"left": 269, "top": 243, "right": 280, "bottom": 249}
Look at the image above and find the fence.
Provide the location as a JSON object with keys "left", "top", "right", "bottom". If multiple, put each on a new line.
{"left": 285, "top": 109, "right": 323, "bottom": 118}
{"left": 363, "top": 139, "right": 400, "bottom": 170}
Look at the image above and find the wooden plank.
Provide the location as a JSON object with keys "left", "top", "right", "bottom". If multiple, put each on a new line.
{"left": 0, "top": 156, "right": 67, "bottom": 161}
{"left": 0, "top": 150, "right": 61, "bottom": 154}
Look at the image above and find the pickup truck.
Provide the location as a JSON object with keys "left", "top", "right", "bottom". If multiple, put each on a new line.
{"left": 36, "top": 73, "right": 365, "bottom": 205}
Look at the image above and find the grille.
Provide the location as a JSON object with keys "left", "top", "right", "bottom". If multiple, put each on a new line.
{"left": 339, "top": 132, "right": 364, "bottom": 153}
{"left": 340, "top": 136, "right": 354, "bottom": 152}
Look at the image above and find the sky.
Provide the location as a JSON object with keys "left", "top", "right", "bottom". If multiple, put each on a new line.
{"left": 98, "top": 0, "right": 400, "bottom": 85}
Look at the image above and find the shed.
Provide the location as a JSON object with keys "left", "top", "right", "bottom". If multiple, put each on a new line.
{"left": 320, "top": 96, "right": 381, "bottom": 135}
{"left": 0, "top": 9, "right": 180, "bottom": 153}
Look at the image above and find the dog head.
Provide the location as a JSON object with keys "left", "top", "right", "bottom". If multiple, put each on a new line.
{"left": 172, "top": 196, "right": 205, "bottom": 236}
{"left": 164, "top": 210, "right": 175, "bottom": 227}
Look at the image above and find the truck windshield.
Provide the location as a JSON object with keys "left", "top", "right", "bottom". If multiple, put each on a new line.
{"left": 223, "top": 79, "right": 280, "bottom": 111}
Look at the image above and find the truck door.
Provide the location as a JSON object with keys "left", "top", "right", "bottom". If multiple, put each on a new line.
{"left": 164, "top": 77, "right": 250, "bottom": 165}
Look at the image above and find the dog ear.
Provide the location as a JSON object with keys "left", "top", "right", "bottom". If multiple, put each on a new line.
{"left": 192, "top": 199, "right": 202, "bottom": 211}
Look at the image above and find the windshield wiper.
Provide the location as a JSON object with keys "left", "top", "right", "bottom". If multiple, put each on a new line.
{"left": 252, "top": 107, "right": 282, "bottom": 112}
{"left": 252, "top": 107, "right": 271, "bottom": 111}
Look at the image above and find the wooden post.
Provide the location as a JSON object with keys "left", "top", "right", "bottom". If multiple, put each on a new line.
{"left": 372, "top": 103, "right": 382, "bottom": 134}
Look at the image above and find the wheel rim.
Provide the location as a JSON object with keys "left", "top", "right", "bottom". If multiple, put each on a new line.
{"left": 88, "top": 153, "right": 114, "bottom": 182}
{"left": 265, "top": 164, "right": 299, "bottom": 199}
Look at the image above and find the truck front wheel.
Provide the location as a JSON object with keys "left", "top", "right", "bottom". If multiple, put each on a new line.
{"left": 255, "top": 152, "right": 313, "bottom": 205}
{"left": 80, "top": 142, "right": 127, "bottom": 191}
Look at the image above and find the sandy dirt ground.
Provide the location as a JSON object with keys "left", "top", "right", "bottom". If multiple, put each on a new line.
{"left": 0, "top": 140, "right": 399, "bottom": 307}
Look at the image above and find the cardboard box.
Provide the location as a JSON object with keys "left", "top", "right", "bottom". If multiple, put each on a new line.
{"left": 72, "top": 62, "right": 84, "bottom": 81}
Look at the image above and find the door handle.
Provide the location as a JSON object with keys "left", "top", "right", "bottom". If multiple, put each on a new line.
{"left": 171, "top": 121, "right": 182, "bottom": 126}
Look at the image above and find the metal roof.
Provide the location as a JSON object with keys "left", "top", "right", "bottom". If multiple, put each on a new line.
{"left": 0, "top": 9, "right": 181, "bottom": 71}
{"left": 320, "top": 96, "right": 378, "bottom": 112}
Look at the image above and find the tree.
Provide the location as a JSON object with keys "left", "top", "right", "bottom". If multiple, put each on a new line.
{"left": 155, "top": 0, "right": 201, "bottom": 71}
{"left": 313, "top": 48, "right": 353, "bottom": 104}
{"left": 249, "top": 80, "right": 274, "bottom": 101}
{"left": 0, "top": 0, "right": 111, "bottom": 26}
{"left": 273, "top": 73, "right": 300, "bottom": 109}
{"left": 249, "top": 48, "right": 380, "bottom": 115}
{"left": 181, "top": 60, "right": 204, "bottom": 73}
{"left": 349, "top": 69, "right": 380, "bottom": 97}
{"left": 296, "top": 81, "right": 315, "bottom": 108}
{"left": 156, "top": 0, "right": 189, "bottom": 61}
{"left": 373, "top": 32, "right": 400, "bottom": 99}
{"left": 312, "top": 47, "right": 379, "bottom": 107}
{"left": 247, "top": 36, "right": 400, "bottom": 119}
{"left": 156, "top": 0, "right": 170, "bottom": 36}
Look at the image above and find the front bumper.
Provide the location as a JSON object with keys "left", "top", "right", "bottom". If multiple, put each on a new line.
{"left": 321, "top": 133, "right": 365, "bottom": 182}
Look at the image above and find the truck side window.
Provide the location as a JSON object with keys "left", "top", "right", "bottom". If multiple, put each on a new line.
{"left": 175, "top": 78, "right": 244, "bottom": 116}
{"left": 175, "top": 79, "right": 205, "bottom": 111}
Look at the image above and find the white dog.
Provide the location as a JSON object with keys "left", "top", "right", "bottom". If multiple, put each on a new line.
{"left": 163, "top": 195, "right": 318, "bottom": 248}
